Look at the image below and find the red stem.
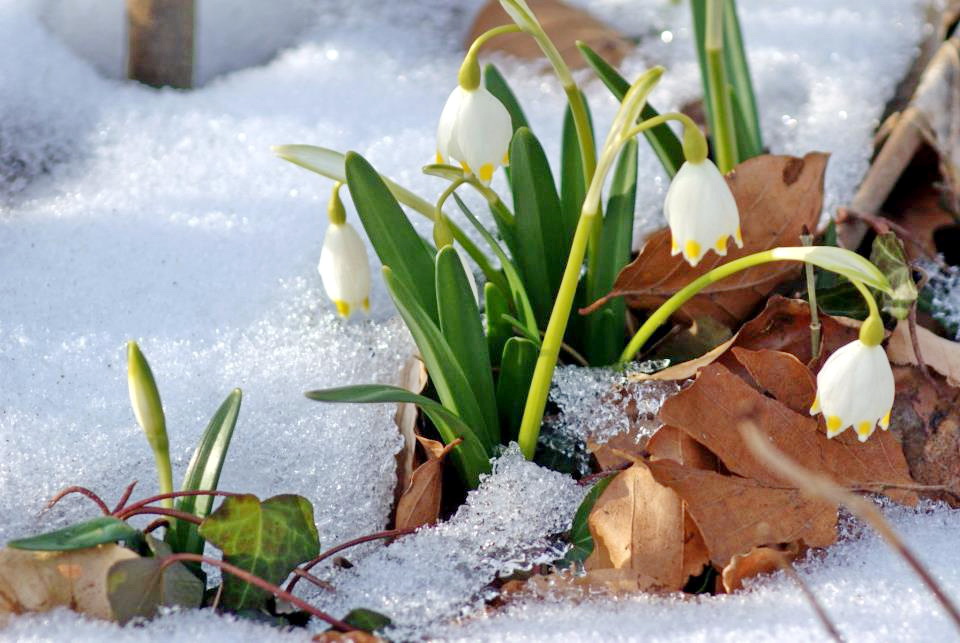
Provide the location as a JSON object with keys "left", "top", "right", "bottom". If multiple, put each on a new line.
{"left": 122, "top": 507, "right": 204, "bottom": 525}
{"left": 42, "top": 486, "right": 111, "bottom": 516}
{"left": 144, "top": 518, "right": 169, "bottom": 534}
{"left": 286, "top": 527, "right": 417, "bottom": 593}
{"left": 116, "top": 490, "right": 240, "bottom": 518}
{"left": 111, "top": 480, "right": 139, "bottom": 514}
{"left": 158, "top": 554, "right": 353, "bottom": 631}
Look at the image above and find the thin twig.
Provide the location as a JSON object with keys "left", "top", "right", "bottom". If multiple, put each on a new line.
{"left": 286, "top": 527, "right": 417, "bottom": 594}
{"left": 121, "top": 506, "right": 204, "bottom": 525}
{"left": 774, "top": 555, "right": 844, "bottom": 642}
{"left": 837, "top": 207, "right": 941, "bottom": 264}
{"left": 41, "top": 486, "right": 111, "bottom": 516}
{"left": 908, "top": 304, "right": 943, "bottom": 393}
{"left": 292, "top": 567, "right": 335, "bottom": 592}
{"left": 740, "top": 422, "right": 960, "bottom": 632}
{"left": 143, "top": 518, "right": 169, "bottom": 534}
{"left": 801, "top": 225, "right": 822, "bottom": 361}
{"left": 111, "top": 480, "right": 139, "bottom": 514}
{"left": 116, "top": 489, "right": 240, "bottom": 518}
{"left": 158, "top": 553, "right": 353, "bottom": 631}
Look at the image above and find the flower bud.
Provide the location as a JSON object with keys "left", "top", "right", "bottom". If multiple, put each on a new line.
{"left": 319, "top": 220, "right": 371, "bottom": 318}
{"left": 127, "top": 341, "right": 174, "bottom": 505}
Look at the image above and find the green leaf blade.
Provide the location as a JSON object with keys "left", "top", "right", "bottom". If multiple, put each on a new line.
{"left": 496, "top": 337, "right": 539, "bottom": 443}
{"left": 564, "top": 476, "right": 614, "bottom": 565}
{"left": 8, "top": 516, "right": 142, "bottom": 552}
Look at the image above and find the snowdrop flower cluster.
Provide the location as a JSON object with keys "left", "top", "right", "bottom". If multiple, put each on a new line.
{"left": 318, "top": 182, "right": 371, "bottom": 318}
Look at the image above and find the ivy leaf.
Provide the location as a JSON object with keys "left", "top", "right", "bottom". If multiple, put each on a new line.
{"left": 343, "top": 607, "right": 392, "bottom": 633}
{"left": 870, "top": 232, "right": 918, "bottom": 320}
{"left": 107, "top": 537, "right": 203, "bottom": 624}
{"left": 198, "top": 494, "right": 320, "bottom": 612}
{"left": 562, "top": 476, "right": 613, "bottom": 565}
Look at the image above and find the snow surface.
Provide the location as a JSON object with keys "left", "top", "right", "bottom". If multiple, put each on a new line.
{"left": 1, "top": 0, "right": 954, "bottom": 640}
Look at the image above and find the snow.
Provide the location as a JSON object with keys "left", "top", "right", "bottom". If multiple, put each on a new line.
{"left": 0, "top": 0, "right": 953, "bottom": 640}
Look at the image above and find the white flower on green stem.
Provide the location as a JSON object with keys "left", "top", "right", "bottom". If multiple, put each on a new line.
{"left": 436, "top": 85, "right": 512, "bottom": 184}
{"left": 809, "top": 339, "right": 895, "bottom": 442}
{"left": 663, "top": 158, "right": 742, "bottom": 266}
{"left": 318, "top": 221, "right": 371, "bottom": 318}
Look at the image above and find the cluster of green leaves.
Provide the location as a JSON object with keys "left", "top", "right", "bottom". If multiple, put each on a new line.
{"left": 289, "top": 46, "right": 692, "bottom": 487}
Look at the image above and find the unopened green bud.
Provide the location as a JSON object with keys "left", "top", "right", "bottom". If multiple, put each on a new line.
{"left": 682, "top": 124, "right": 708, "bottom": 164}
{"left": 327, "top": 181, "right": 347, "bottom": 225}
{"left": 458, "top": 55, "right": 481, "bottom": 91}
{"left": 127, "top": 341, "right": 174, "bottom": 507}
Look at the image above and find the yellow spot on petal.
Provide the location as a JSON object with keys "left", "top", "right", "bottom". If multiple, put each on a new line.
{"left": 826, "top": 415, "right": 842, "bottom": 431}
{"left": 671, "top": 237, "right": 679, "bottom": 254}
{"left": 685, "top": 240, "right": 701, "bottom": 262}
{"left": 735, "top": 226, "right": 743, "bottom": 244}
{"left": 857, "top": 421, "right": 873, "bottom": 438}
{"left": 436, "top": 151, "right": 444, "bottom": 164}
{"left": 362, "top": 297, "right": 370, "bottom": 312}
{"left": 880, "top": 410, "right": 891, "bottom": 429}
{"left": 460, "top": 161, "right": 471, "bottom": 173}
{"left": 478, "top": 163, "right": 495, "bottom": 183}
{"left": 502, "top": 152, "right": 510, "bottom": 166}
{"left": 334, "top": 300, "right": 351, "bottom": 317}
{"left": 715, "top": 235, "right": 728, "bottom": 253}
{"left": 809, "top": 395, "right": 821, "bottom": 415}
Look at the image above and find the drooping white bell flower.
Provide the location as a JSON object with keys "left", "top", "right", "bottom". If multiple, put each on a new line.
{"left": 436, "top": 84, "right": 512, "bottom": 184}
{"left": 809, "top": 339, "right": 895, "bottom": 442}
{"left": 318, "top": 220, "right": 371, "bottom": 318}
{"left": 663, "top": 158, "right": 742, "bottom": 267}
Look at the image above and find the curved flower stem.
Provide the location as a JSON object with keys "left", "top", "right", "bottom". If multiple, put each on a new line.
{"left": 704, "top": 0, "right": 738, "bottom": 172}
{"left": 459, "top": 24, "right": 523, "bottom": 89}
{"left": 516, "top": 68, "right": 665, "bottom": 460}
{"left": 42, "top": 486, "right": 111, "bottom": 516}
{"left": 618, "top": 249, "right": 887, "bottom": 365}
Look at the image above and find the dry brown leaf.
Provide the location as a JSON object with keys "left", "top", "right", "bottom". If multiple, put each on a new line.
{"left": 659, "top": 363, "right": 918, "bottom": 505}
{"left": 589, "top": 428, "right": 647, "bottom": 470}
{"left": 721, "top": 545, "right": 799, "bottom": 593}
{"left": 610, "top": 154, "right": 828, "bottom": 327}
{"left": 887, "top": 320, "right": 960, "bottom": 387}
{"left": 730, "top": 347, "right": 817, "bottom": 414}
{"left": 394, "top": 356, "right": 428, "bottom": 505}
{"left": 313, "top": 632, "right": 383, "bottom": 643}
{"left": 0, "top": 544, "right": 138, "bottom": 625}
{"left": 394, "top": 439, "right": 460, "bottom": 531}
{"left": 467, "top": 0, "right": 631, "bottom": 70}
{"left": 890, "top": 365, "right": 960, "bottom": 505}
{"left": 646, "top": 458, "right": 837, "bottom": 565}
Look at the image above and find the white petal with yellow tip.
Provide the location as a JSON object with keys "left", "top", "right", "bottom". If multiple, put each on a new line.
{"left": 318, "top": 221, "right": 372, "bottom": 318}
{"left": 810, "top": 339, "right": 895, "bottom": 442}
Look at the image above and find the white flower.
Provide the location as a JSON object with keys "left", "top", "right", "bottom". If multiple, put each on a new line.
{"left": 318, "top": 221, "right": 371, "bottom": 318}
{"left": 663, "top": 159, "right": 742, "bottom": 266}
{"left": 809, "top": 339, "right": 895, "bottom": 442}
{"left": 436, "top": 85, "right": 512, "bottom": 184}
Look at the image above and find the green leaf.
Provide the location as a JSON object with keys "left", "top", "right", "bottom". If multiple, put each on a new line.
{"left": 870, "top": 232, "right": 918, "bottom": 320}
{"left": 584, "top": 138, "right": 638, "bottom": 365}
{"left": 485, "top": 282, "right": 512, "bottom": 367}
{"left": 382, "top": 266, "right": 496, "bottom": 452}
{"left": 198, "top": 494, "right": 320, "bottom": 612}
{"left": 343, "top": 608, "right": 392, "bottom": 633}
{"left": 107, "top": 536, "right": 203, "bottom": 624}
{"left": 167, "top": 388, "right": 242, "bottom": 557}
{"left": 560, "top": 92, "right": 594, "bottom": 246}
{"left": 721, "top": 0, "right": 763, "bottom": 159}
{"left": 345, "top": 152, "right": 439, "bottom": 322}
{"left": 422, "top": 163, "right": 465, "bottom": 181}
{"left": 510, "top": 127, "right": 566, "bottom": 324}
{"left": 576, "top": 42, "right": 683, "bottom": 177}
{"left": 305, "top": 384, "right": 491, "bottom": 487}
{"left": 8, "top": 516, "right": 143, "bottom": 552}
{"left": 436, "top": 246, "right": 500, "bottom": 444}
{"left": 453, "top": 193, "right": 538, "bottom": 334}
{"left": 496, "top": 337, "right": 539, "bottom": 443}
{"left": 563, "top": 476, "right": 614, "bottom": 565}
{"left": 484, "top": 63, "right": 529, "bottom": 135}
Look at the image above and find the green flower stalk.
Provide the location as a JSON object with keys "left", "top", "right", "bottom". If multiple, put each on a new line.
{"left": 127, "top": 341, "right": 174, "bottom": 508}
{"left": 704, "top": 0, "right": 738, "bottom": 172}
{"left": 516, "top": 66, "right": 669, "bottom": 459}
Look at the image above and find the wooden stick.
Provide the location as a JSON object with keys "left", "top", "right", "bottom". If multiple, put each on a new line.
{"left": 126, "top": 0, "right": 194, "bottom": 88}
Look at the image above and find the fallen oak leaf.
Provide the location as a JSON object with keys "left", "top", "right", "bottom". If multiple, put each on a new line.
{"left": 887, "top": 319, "right": 960, "bottom": 387}
{"left": 394, "top": 438, "right": 462, "bottom": 531}
{"left": 730, "top": 347, "right": 816, "bottom": 414}
{"left": 659, "top": 363, "right": 918, "bottom": 506}
{"left": 0, "top": 544, "right": 138, "bottom": 625}
{"left": 602, "top": 153, "right": 827, "bottom": 327}
{"left": 720, "top": 543, "right": 801, "bottom": 593}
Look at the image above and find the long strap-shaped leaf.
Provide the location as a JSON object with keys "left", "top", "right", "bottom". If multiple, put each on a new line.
{"left": 305, "top": 384, "right": 491, "bottom": 487}
{"left": 383, "top": 266, "right": 495, "bottom": 449}
{"left": 166, "top": 388, "right": 242, "bottom": 556}
{"left": 576, "top": 42, "right": 683, "bottom": 177}
{"left": 721, "top": 0, "right": 762, "bottom": 158}
{"left": 435, "top": 246, "right": 500, "bottom": 444}
{"left": 346, "top": 153, "right": 439, "bottom": 322}
{"left": 452, "top": 193, "right": 538, "bottom": 336}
